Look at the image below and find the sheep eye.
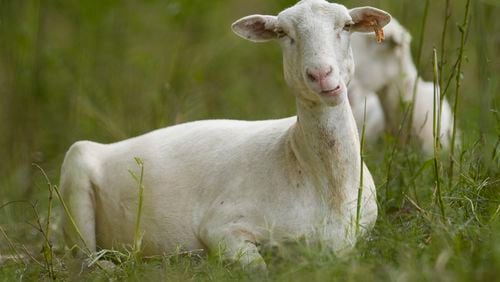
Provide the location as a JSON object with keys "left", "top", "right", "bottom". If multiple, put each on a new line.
{"left": 343, "top": 22, "right": 354, "bottom": 31}
{"left": 275, "top": 27, "right": 294, "bottom": 44}
{"left": 275, "top": 27, "right": 287, "bottom": 38}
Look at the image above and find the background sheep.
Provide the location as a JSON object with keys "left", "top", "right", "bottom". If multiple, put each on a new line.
{"left": 350, "top": 18, "right": 455, "bottom": 155}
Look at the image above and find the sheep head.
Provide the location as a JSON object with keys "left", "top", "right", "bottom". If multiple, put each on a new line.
{"left": 232, "top": 0, "right": 391, "bottom": 106}
{"left": 350, "top": 18, "right": 415, "bottom": 93}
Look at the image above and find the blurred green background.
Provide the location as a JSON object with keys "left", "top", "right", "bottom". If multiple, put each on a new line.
{"left": 0, "top": 0, "right": 498, "bottom": 198}
{"left": 0, "top": 0, "right": 499, "bottom": 276}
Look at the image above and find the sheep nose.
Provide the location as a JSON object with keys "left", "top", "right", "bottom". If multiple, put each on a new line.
{"left": 306, "top": 66, "right": 333, "bottom": 82}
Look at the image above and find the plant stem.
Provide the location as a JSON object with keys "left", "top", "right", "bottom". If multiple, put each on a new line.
{"left": 356, "top": 97, "right": 367, "bottom": 236}
{"left": 449, "top": 0, "right": 472, "bottom": 189}
{"left": 32, "top": 164, "right": 54, "bottom": 245}
{"left": 53, "top": 185, "right": 111, "bottom": 275}
{"left": 432, "top": 48, "right": 446, "bottom": 221}
{"left": 439, "top": 0, "right": 451, "bottom": 94}
{"left": 33, "top": 164, "right": 55, "bottom": 280}
{"left": 407, "top": 0, "right": 430, "bottom": 143}
{"left": 130, "top": 157, "right": 146, "bottom": 262}
{"left": 53, "top": 185, "right": 91, "bottom": 254}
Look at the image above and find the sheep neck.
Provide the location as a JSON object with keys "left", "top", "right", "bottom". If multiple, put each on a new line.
{"left": 289, "top": 97, "right": 361, "bottom": 209}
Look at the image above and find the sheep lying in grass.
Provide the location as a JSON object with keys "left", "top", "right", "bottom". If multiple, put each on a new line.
{"left": 60, "top": 0, "right": 390, "bottom": 271}
{"left": 349, "top": 19, "right": 454, "bottom": 155}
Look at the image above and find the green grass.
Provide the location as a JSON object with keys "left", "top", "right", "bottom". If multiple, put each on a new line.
{"left": 1, "top": 0, "right": 499, "bottom": 281}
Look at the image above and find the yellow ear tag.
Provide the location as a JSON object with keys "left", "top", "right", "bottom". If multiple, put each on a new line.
{"left": 374, "top": 26, "right": 384, "bottom": 43}
{"left": 365, "top": 19, "right": 384, "bottom": 43}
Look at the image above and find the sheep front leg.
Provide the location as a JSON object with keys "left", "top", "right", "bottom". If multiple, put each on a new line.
{"left": 202, "top": 226, "right": 267, "bottom": 272}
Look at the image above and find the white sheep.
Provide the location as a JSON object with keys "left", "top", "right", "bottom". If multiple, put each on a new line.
{"left": 349, "top": 19, "right": 454, "bottom": 155}
{"left": 60, "top": 0, "right": 390, "bottom": 270}
{"left": 348, "top": 81, "right": 386, "bottom": 145}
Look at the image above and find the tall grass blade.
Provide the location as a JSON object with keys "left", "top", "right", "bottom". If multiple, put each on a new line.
{"left": 407, "top": 0, "right": 430, "bottom": 142}
{"left": 449, "top": 0, "right": 472, "bottom": 189}
{"left": 52, "top": 186, "right": 91, "bottom": 255}
{"left": 53, "top": 185, "right": 112, "bottom": 276}
{"left": 439, "top": 0, "right": 451, "bottom": 92}
{"left": 33, "top": 164, "right": 55, "bottom": 280}
{"left": 356, "top": 97, "right": 367, "bottom": 236}
{"left": 432, "top": 49, "right": 446, "bottom": 221}
{"left": 129, "top": 157, "right": 146, "bottom": 262}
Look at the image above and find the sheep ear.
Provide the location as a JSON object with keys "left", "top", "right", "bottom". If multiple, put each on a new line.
{"left": 349, "top": 7, "right": 391, "bottom": 42}
{"left": 232, "top": 15, "right": 278, "bottom": 42}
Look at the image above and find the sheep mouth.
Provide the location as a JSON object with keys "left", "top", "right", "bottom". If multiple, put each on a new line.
{"left": 320, "top": 86, "right": 342, "bottom": 97}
